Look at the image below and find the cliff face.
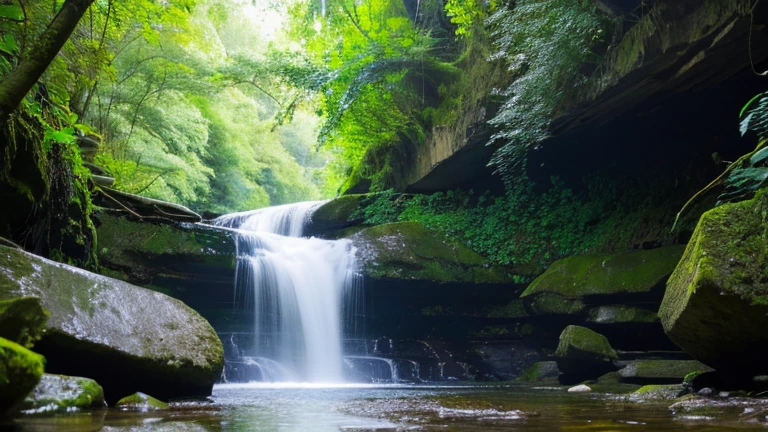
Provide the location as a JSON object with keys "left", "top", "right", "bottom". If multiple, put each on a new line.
{"left": 372, "top": 0, "right": 768, "bottom": 193}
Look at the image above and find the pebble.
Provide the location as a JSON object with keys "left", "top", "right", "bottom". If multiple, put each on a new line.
{"left": 567, "top": 385, "right": 592, "bottom": 393}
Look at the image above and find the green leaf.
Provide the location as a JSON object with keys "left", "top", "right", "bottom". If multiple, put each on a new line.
{"left": 750, "top": 146, "right": 768, "bottom": 166}
{"left": 0, "top": 5, "right": 24, "bottom": 21}
{"left": 0, "top": 34, "right": 18, "bottom": 55}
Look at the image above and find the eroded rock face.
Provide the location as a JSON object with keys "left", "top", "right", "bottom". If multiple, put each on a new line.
{"left": 0, "top": 245, "right": 224, "bottom": 403}
{"left": 349, "top": 222, "right": 512, "bottom": 284}
{"left": 0, "top": 337, "right": 44, "bottom": 418}
{"left": 660, "top": 191, "right": 768, "bottom": 376}
{"left": 521, "top": 246, "right": 684, "bottom": 315}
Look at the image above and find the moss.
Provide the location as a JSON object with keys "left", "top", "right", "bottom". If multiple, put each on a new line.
{"left": 0, "top": 297, "right": 48, "bottom": 348}
{"left": 628, "top": 385, "right": 684, "bottom": 402}
{"left": 555, "top": 325, "right": 617, "bottom": 362}
{"left": 21, "top": 374, "right": 105, "bottom": 414}
{"left": 0, "top": 337, "right": 45, "bottom": 418}
{"left": 488, "top": 300, "right": 529, "bottom": 319}
{"left": 518, "top": 363, "right": 541, "bottom": 382}
{"left": 116, "top": 392, "right": 168, "bottom": 411}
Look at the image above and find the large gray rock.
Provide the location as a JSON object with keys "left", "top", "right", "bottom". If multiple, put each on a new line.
{"left": 660, "top": 191, "right": 768, "bottom": 376}
{"left": 618, "top": 360, "right": 713, "bottom": 384}
{"left": 0, "top": 245, "right": 224, "bottom": 403}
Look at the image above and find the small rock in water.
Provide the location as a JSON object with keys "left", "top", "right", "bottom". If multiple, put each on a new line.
{"left": 568, "top": 385, "right": 592, "bottom": 393}
{"left": 697, "top": 387, "right": 713, "bottom": 396}
{"left": 116, "top": 392, "right": 168, "bottom": 411}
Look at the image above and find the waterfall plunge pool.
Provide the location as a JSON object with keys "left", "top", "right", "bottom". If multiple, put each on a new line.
{"left": 10, "top": 383, "right": 768, "bottom": 431}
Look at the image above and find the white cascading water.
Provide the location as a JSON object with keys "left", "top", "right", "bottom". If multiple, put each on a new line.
{"left": 214, "top": 201, "right": 361, "bottom": 382}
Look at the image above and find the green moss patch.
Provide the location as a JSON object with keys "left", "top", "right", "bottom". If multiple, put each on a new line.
{"left": 0, "top": 297, "right": 48, "bottom": 348}
{"left": 0, "top": 337, "right": 45, "bottom": 418}
{"left": 555, "top": 326, "right": 617, "bottom": 362}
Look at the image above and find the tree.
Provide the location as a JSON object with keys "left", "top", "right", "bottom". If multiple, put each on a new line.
{"left": 0, "top": 0, "right": 95, "bottom": 118}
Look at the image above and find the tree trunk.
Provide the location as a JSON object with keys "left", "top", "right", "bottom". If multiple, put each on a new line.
{"left": 0, "top": 0, "right": 95, "bottom": 118}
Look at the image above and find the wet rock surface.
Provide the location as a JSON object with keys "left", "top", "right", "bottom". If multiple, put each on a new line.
{"left": 116, "top": 392, "right": 168, "bottom": 411}
{"left": 21, "top": 374, "right": 105, "bottom": 414}
{"left": 555, "top": 326, "right": 618, "bottom": 383}
{"left": 0, "top": 245, "right": 224, "bottom": 404}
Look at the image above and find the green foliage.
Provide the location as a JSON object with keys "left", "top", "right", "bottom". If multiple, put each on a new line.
{"left": 444, "top": 0, "right": 498, "bottom": 37}
{"left": 487, "top": 0, "right": 608, "bottom": 185}
{"left": 354, "top": 178, "right": 652, "bottom": 269}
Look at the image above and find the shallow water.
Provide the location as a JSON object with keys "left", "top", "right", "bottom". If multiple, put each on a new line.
{"left": 6, "top": 383, "right": 768, "bottom": 431}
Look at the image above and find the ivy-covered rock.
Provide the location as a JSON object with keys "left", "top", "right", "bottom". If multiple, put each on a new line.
{"left": 521, "top": 246, "right": 684, "bottom": 315}
{"left": 618, "top": 360, "right": 713, "bottom": 385}
{"left": 21, "top": 374, "right": 105, "bottom": 414}
{"left": 554, "top": 326, "right": 618, "bottom": 383}
{"left": 116, "top": 392, "right": 168, "bottom": 411}
{"left": 0, "top": 297, "right": 48, "bottom": 348}
{"left": 660, "top": 191, "right": 768, "bottom": 376}
{"left": 350, "top": 222, "right": 512, "bottom": 284}
{"left": 0, "top": 245, "right": 224, "bottom": 404}
{"left": 0, "top": 337, "right": 44, "bottom": 418}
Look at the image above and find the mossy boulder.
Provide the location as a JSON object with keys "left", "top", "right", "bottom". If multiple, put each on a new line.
{"left": 589, "top": 372, "right": 642, "bottom": 394}
{"left": 555, "top": 326, "right": 618, "bottom": 383}
{"left": 0, "top": 337, "right": 44, "bottom": 418}
{"left": 521, "top": 246, "right": 684, "bottom": 315}
{"left": 0, "top": 297, "right": 48, "bottom": 348}
{"left": 0, "top": 245, "right": 224, "bottom": 403}
{"left": 627, "top": 384, "right": 684, "bottom": 403}
{"left": 21, "top": 374, "right": 105, "bottom": 414}
{"left": 94, "top": 210, "right": 235, "bottom": 285}
{"left": 618, "top": 360, "right": 713, "bottom": 385}
{"left": 305, "top": 195, "right": 366, "bottom": 237}
{"left": 518, "top": 361, "right": 560, "bottom": 383}
{"left": 350, "top": 222, "right": 512, "bottom": 284}
{"left": 659, "top": 191, "right": 768, "bottom": 376}
{"left": 116, "top": 392, "right": 168, "bottom": 411}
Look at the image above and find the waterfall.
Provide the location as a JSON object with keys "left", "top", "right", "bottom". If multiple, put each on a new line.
{"left": 214, "top": 201, "right": 361, "bottom": 382}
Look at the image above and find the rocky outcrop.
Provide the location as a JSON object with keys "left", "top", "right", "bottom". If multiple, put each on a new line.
{"left": 305, "top": 195, "right": 365, "bottom": 238}
{"left": 0, "top": 245, "right": 224, "bottom": 403}
{"left": 116, "top": 392, "right": 168, "bottom": 411}
{"left": 521, "top": 246, "right": 684, "bottom": 316}
{"left": 660, "top": 191, "right": 768, "bottom": 377}
{"left": 21, "top": 374, "right": 105, "bottom": 414}
{"left": 95, "top": 210, "right": 235, "bottom": 286}
{"left": 0, "top": 337, "right": 44, "bottom": 418}
{"left": 350, "top": 222, "right": 512, "bottom": 284}
{"left": 554, "top": 325, "right": 618, "bottom": 383}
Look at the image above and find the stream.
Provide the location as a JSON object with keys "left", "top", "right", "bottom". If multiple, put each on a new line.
{"left": 8, "top": 383, "right": 767, "bottom": 431}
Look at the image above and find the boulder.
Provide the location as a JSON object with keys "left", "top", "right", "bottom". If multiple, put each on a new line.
{"left": 0, "top": 337, "right": 44, "bottom": 418}
{"left": 305, "top": 195, "right": 365, "bottom": 238}
{"left": 0, "top": 297, "right": 48, "bottom": 348}
{"left": 518, "top": 361, "right": 560, "bottom": 383}
{"left": 0, "top": 245, "right": 224, "bottom": 403}
{"left": 521, "top": 246, "right": 684, "bottom": 315}
{"left": 660, "top": 191, "right": 768, "bottom": 376}
{"left": 589, "top": 372, "right": 642, "bottom": 394}
{"left": 627, "top": 385, "right": 684, "bottom": 403}
{"left": 618, "top": 360, "right": 713, "bottom": 384}
{"left": 116, "top": 392, "right": 168, "bottom": 411}
{"left": 350, "top": 222, "right": 512, "bottom": 284}
{"left": 586, "top": 305, "right": 658, "bottom": 324}
{"left": 555, "top": 326, "right": 618, "bottom": 383}
{"left": 21, "top": 374, "right": 105, "bottom": 414}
